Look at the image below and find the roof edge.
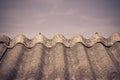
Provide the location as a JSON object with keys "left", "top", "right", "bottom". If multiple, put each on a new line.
{"left": 0, "top": 33, "right": 120, "bottom": 48}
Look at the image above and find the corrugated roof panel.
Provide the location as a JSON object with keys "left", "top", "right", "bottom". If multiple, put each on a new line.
{"left": 0, "top": 33, "right": 120, "bottom": 80}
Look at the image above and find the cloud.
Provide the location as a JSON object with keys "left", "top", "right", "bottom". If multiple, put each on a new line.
{"left": 50, "top": 8, "right": 78, "bottom": 16}
{"left": 29, "top": 0, "right": 63, "bottom": 5}
{"left": 80, "top": 16, "right": 113, "bottom": 24}
{"left": 65, "top": 9, "right": 78, "bottom": 16}
{"left": 36, "top": 19, "right": 46, "bottom": 24}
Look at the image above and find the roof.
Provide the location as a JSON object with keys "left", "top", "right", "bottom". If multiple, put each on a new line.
{"left": 0, "top": 33, "right": 120, "bottom": 80}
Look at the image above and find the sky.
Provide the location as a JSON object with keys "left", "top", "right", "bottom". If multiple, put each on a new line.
{"left": 0, "top": 0, "right": 120, "bottom": 39}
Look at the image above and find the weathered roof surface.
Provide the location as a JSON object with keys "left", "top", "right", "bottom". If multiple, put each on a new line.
{"left": 0, "top": 33, "right": 120, "bottom": 80}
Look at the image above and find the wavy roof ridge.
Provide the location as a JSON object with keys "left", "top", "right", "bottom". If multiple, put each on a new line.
{"left": 0, "top": 33, "right": 120, "bottom": 48}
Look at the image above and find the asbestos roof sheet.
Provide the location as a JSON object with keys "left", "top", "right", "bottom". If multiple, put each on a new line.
{"left": 0, "top": 33, "right": 120, "bottom": 80}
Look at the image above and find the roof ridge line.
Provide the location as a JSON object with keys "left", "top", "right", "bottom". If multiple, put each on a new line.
{"left": 0, "top": 33, "right": 120, "bottom": 48}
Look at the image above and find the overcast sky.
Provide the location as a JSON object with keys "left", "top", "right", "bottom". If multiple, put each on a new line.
{"left": 0, "top": 0, "right": 120, "bottom": 38}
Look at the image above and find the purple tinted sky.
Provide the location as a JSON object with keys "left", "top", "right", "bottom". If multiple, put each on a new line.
{"left": 0, "top": 0, "right": 120, "bottom": 38}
